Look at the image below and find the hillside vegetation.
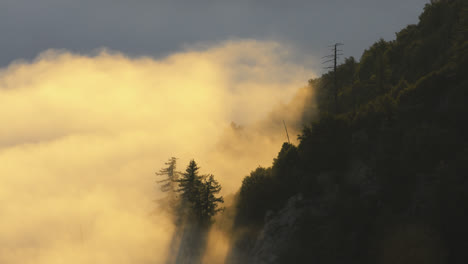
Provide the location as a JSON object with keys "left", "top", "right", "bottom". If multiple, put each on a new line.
{"left": 231, "top": 1, "right": 468, "bottom": 263}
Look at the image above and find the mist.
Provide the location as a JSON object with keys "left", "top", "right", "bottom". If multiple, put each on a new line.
{"left": 0, "top": 40, "right": 315, "bottom": 264}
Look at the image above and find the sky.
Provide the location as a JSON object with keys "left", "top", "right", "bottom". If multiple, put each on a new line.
{"left": 1, "top": 0, "right": 429, "bottom": 71}
{"left": 0, "top": 1, "right": 429, "bottom": 263}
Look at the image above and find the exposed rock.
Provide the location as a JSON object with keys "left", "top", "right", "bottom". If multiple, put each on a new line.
{"left": 248, "top": 194, "right": 316, "bottom": 264}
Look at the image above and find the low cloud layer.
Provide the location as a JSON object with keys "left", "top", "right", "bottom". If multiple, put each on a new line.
{"left": 0, "top": 40, "right": 314, "bottom": 264}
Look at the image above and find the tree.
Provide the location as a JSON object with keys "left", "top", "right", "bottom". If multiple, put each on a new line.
{"left": 177, "top": 160, "right": 203, "bottom": 207}
{"left": 155, "top": 157, "right": 180, "bottom": 215}
{"left": 156, "top": 157, "right": 179, "bottom": 193}
{"left": 199, "top": 174, "right": 224, "bottom": 223}
{"left": 176, "top": 160, "right": 224, "bottom": 224}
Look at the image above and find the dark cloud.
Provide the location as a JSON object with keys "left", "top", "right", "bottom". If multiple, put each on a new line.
{"left": 1, "top": 0, "right": 428, "bottom": 71}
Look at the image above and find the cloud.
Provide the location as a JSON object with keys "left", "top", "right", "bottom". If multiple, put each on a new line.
{"left": 0, "top": 40, "right": 314, "bottom": 264}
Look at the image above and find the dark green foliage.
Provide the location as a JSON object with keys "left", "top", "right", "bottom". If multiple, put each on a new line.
{"left": 299, "top": 115, "right": 351, "bottom": 173}
{"left": 236, "top": 167, "right": 276, "bottom": 226}
{"left": 176, "top": 160, "right": 224, "bottom": 224}
{"left": 312, "top": 0, "right": 467, "bottom": 117}
{"left": 177, "top": 160, "right": 203, "bottom": 206}
{"left": 156, "top": 159, "right": 224, "bottom": 224}
{"left": 272, "top": 143, "right": 301, "bottom": 190}
{"left": 232, "top": 1, "right": 468, "bottom": 263}
{"left": 199, "top": 174, "right": 224, "bottom": 222}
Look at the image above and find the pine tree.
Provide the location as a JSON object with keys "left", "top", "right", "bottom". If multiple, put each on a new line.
{"left": 156, "top": 157, "right": 179, "bottom": 193}
{"left": 177, "top": 160, "right": 204, "bottom": 215}
{"left": 200, "top": 174, "right": 224, "bottom": 223}
{"left": 155, "top": 157, "right": 180, "bottom": 215}
{"left": 176, "top": 160, "right": 224, "bottom": 224}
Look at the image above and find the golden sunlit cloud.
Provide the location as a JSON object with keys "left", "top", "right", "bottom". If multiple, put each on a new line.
{"left": 0, "top": 40, "right": 315, "bottom": 264}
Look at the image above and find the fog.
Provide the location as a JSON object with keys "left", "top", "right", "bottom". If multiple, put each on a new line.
{"left": 0, "top": 40, "right": 315, "bottom": 263}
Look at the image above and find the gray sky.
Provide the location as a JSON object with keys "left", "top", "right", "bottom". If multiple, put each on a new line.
{"left": 1, "top": 0, "right": 429, "bottom": 70}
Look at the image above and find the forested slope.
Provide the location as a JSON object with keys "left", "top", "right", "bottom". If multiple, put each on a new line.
{"left": 229, "top": 1, "right": 468, "bottom": 263}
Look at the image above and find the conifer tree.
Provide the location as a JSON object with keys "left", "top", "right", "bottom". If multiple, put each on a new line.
{"left": 177, "top": 160, "right": 203, "bottom": 206}
{"left": 156, "top": 157, "right": 179, "bottom": 193}
{"left": 155, "top": 157, "right": 180, "bottom": 214}
{"left": 176, "top": 160, "right": 224, "bottom": 223}
{"left": 200, "top": 174, "right": 224, "bottom": 223}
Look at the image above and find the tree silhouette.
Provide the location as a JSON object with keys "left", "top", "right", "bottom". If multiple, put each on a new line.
{"left": 199, "top": 174, "right": 224, "bottom": 223}
{"left": 158, "top": 159, "right": 224, "bottom": 264}
{"left": 175, "top": 160, "right": 224, "bottom": 224}
{"left": 156, "top": 157, "right": 179, "bottom": 193}
{"left": 156, "top": 157, "right": 180, "bottom": 215}
{"left": 176, "top": 160, "right": 203, "bottom": 216}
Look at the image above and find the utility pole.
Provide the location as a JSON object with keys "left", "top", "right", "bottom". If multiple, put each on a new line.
{"left": 322, "top": 43, "right": 343, "bottom": 114}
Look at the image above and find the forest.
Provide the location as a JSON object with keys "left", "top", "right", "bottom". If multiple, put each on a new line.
{"left": 231, "top": 0, "right": 468, "bottom": 263}
{"left": 157, "top": 0, "right": 468, "bottom": 263}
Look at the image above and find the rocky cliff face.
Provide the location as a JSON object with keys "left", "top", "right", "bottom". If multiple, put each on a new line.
{"left": 250, "top": 194, "right": 313, "bottom": 264}
{"left": 226, "top": 193, "right": 326, "bottom": 264}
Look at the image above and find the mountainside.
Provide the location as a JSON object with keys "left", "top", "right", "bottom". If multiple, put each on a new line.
{"left": 227, "top": 1, "right": 468, "bottom": 263}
